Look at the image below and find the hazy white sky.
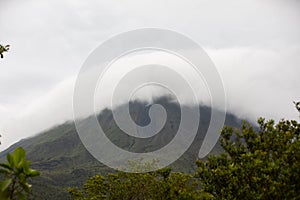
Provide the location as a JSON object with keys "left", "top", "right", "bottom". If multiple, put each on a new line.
{"left": 0, "top": 0, "right": 300, "bottom": 150}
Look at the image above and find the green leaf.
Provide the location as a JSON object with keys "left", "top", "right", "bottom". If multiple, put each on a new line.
{"left": 0, "top": 178, "right": 12, "bottom": 192}
{"left": 6, "top": 153, "right": 14, "bottom": 167}
{"left": 27, "top": 169, "right": 40, "bottom": 177}
{"left": 0, "top": 169, "right": 10, "bottom": 174}
{"left": 12, "top": 147, "right": 26, "bottom": 166}
{"left": 0, "top": 163, "right": 13, "bottom": 171}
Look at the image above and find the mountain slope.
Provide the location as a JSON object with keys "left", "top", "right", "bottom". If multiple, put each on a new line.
{"left": 0, "top": 97, "right": 244, "bottom": 199}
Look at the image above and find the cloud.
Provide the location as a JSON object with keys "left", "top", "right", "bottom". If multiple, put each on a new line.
{"left": 1, "top": 45, "right": 300, "bottom": 151}
{"left": 207, "top": 46, "right": 300, "bottom": 121}
{"left": 0, "top": 77, "right": 75, "bottom": 150}
{"left": 0, "top": 0, "right": 300, "bottom": 150}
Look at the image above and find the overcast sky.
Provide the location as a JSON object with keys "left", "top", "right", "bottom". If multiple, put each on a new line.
{"left": 0, "top": 0, "right": 300, "bottom": 151}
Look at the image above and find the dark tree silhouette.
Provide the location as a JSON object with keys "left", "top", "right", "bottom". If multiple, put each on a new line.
{"left": 0, "top": 44, "right": 10, "bottom": 59}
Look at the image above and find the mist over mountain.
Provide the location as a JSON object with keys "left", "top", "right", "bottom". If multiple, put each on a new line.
{"left": 0, "top": 96, "right": 243, "bottom": 199}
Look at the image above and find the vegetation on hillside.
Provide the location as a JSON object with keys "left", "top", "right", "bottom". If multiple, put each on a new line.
{"left": 1, "top": 98, "right": 299, "bottom": 199}
{"left": 0, "top": 101, "right": 242, "bottom": 199}
{"left": 69, "top": 104, "right": 300, "bottom": 200}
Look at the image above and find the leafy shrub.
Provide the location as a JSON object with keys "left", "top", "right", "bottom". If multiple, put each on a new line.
{"left": 197, "top": 118, "right": 300, "bottom": 200}
{"left": 0, "top": 147, "right": 40, "bottom": 200}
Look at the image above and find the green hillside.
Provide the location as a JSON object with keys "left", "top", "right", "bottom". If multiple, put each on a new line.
{"left": 0, "top": 97, "right": 243, "bottom": 199}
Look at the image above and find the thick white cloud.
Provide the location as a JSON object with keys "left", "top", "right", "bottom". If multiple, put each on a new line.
{"left": 0, "top": 0, "right": 300, "bottom": 150}
{"left": 208, "top": 46, "right": 300, "bottom": 120}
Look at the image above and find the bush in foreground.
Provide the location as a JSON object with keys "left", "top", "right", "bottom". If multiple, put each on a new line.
{"left": 197, "top": 118, "right": 300, "bottom": 199}
{"left": 0, "top": 147, "right": 40, "bottom": 200}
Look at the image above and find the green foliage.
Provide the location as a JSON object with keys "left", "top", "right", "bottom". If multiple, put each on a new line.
{"left": 197, "top": 118, "right": 300, "bottom": 200}
{"left": 0, "top": 147, "right": 40, "bottom": 200}
{"left": 68, "top": 166, "right": 211, "bottom": 200}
